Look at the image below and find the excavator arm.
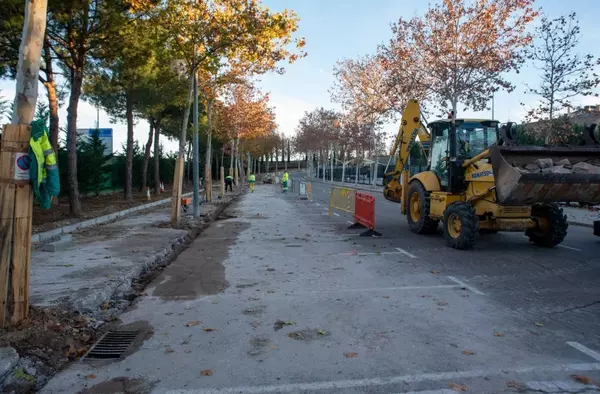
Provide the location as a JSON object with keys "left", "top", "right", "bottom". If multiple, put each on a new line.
{"left": 383, "top": 100, "right": 429, "bottom": 209}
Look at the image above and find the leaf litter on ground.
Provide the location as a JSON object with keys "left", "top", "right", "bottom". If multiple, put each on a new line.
{"left": 274, "top": 319, "right": 296, "bottom": 331}
{"left": 201, "top": 370, "right": 213, "bottom": 376}
{"left": 449, "top": 382, "right": 468, "bottom": 391}
{"left": 186, "top": 321, "right": 201, "bottom": 327}
{"left": 344, "top": 352, "right": 359, "bottom": 358}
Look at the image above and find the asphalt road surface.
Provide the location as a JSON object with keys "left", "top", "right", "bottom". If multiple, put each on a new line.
{"left": 43, "top": 179, "right": 600, "bottom": 394}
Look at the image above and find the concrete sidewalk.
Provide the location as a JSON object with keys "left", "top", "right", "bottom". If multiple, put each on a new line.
{"left": 30, "top": 189, "right": 236, "bottom": 322}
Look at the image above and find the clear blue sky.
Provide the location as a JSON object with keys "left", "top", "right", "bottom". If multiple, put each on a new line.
{"left": 1, "top": 0, "right": 598, "bottom": 153}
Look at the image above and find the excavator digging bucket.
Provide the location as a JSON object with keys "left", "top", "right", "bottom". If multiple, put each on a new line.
{"left": 490, "top": 145, "right": 600, "bottom": 205}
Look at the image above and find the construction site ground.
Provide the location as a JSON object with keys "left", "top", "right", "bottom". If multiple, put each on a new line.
{"left": 37, "top": 180, "right": 600, "bottom": 394}
{"left": 0, "top": 186, "right": 236, "bottom": 393}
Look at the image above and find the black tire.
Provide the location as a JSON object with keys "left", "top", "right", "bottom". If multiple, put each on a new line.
{"left": 406, "top": 181, "right": 439, "bottom": 234}
{"left": 526, "top": 204, "right": 568, "bottom": 247}
{"left": 443, "top": 202, "right": 479, "bottom": 250}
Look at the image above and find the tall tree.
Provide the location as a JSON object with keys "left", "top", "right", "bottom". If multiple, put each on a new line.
{"left": 524, "top": 12, "right": 600, "bottom": 143}
{"left": 85, "top": 15, "right": 158, "bottom": 200}
{"left": 47, "top": 0, "right": 123, "bottom": 215}
{"left": 0, "top": 0, "right": 63, "bottom": 151}
{"left": 381, "top": 0, "right": 537, "bottom": 118}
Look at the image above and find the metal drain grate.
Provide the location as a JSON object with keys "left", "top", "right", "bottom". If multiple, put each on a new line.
{"left": 85, "top": 331, "right": 139, "bottom": 360}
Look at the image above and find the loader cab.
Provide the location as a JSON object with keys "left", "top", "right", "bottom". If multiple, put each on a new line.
{"left": 427, "top": 119, "right": 499, "bottom": 191}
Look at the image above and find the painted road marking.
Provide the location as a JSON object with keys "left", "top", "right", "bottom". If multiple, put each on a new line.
{"left": 521, "top": 236, "right": 581, "bottom": 252}
{"left": 567, "top": 341, "right": 600, "bottom": 361}
{"left": 315, "top": 202, "right": 320, "bottom": 206}
{"left": 526, "top": 380, "right": 594, "bottom": 393}
{"left": 346, "top": 220, "right": 354, "bottom": 225}
{"left": 558, "top": 244, "right": 582, "bottom": 252}
{"left": 446, "top": 276, "right": 485, "bottom": 295}
{"left": 333, "top": 212, "right": 340, "bottom": 217}
{"left": 396, "top": 247, "right": 417, "bottom": 258}
{"left": 165, "top": 363, "right": 600, "bottom": 394}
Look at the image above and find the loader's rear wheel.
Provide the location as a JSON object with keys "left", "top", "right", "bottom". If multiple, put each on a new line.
{"left": 443, "top": 202, "right": 479, "bottom": 250}
{"left": 406, "top": 182, "right": 439, "bottom": 234}
{"left": 526, "top": 204, "right": 568, "bottom": 247}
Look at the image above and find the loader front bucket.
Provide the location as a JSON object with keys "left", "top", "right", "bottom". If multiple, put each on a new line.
{"left": 490, "top": 145, "right": 600, "bottom": 205}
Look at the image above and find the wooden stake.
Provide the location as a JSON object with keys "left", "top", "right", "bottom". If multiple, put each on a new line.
{"left": 170, "top": 157, "right": 184, "bottom": 225}
{"left": 0, "top": 124, "right": 33, "bottom": 327}
{"left": 220, "top": 167, "right": 225, "bottom": 197}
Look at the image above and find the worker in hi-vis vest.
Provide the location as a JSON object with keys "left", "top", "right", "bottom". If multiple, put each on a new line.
{"left": 281, "top": 171, "right": 289, "bottom": 193}
{"left": 248, "top": 172, "right": 256, "bottom": 192}
{"left": 225, "top": 174, "right": 234, "bottom": 192}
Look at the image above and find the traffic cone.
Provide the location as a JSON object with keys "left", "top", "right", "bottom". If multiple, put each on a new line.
{"left": 146, "top": 187, "right": 151, "bottom": 201}
{"left": 160, "top": 182, "right": 165, "bottom": 192}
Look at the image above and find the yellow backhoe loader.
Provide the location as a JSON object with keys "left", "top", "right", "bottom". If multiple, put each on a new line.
{"left": 383, "top": 100, "right": 600, "bottom": 250}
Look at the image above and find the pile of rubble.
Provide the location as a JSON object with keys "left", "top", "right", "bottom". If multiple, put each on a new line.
{"left": 518, "top": 158, "right": 600, "bottom": 174}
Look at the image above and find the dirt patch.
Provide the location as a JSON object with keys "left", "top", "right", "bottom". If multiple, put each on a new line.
{"left": 151, "top": 218, "right": 250, "bottom": 300}
{"left": 78, "top": 376, "right": 157, "bottom": 394}
{"left": 247, "top": 336, "right": 277, "bottom": 357}
{"left": 243, "top": 305, "right": 266, "bottom": 316}
{"left": 32, "top": 186, "right": 192, "bottom": 234}
{"left": 0, "top": 306, "right": 98, "bottom": 391}
{"left": 287, "top": 328, "right": 330, "bottom": 341}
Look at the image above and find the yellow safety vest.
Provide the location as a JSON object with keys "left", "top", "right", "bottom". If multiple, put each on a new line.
{"left": 282, "top": 173, "right": 289, "bottom": 182}
{"left": 249, "top": 174, "right": 256, "bottom": 182}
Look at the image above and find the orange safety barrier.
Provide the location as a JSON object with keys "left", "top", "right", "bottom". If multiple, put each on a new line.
{"left": 351, "top": 192, "right": 381, "bottom": 237}
{"left": 181, "top": 197, "right": 192, "bottom": 212}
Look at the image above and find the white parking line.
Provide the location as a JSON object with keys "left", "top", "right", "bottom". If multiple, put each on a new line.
{"left": 567, "top": 341, "right": 600, "bottom": 361}
{"left": 165, "top": 362, "right": 600, "bottom": 394}
{"left": 558, "top": 244, "right": 582, "bottom": 252}
{"left": 446, "top": 276, "right": 485, "bottom": 295}
{"left": 521, "top": 236, "right": 581, "bottom": 252}
{"left": 346, "top": 220, "right": 354, "bottom": 225}
{"left": 315, "top": 202, "right": 320, "bottom": 206}
{"left": 396, "top": 247, "right": 417, "bottom": 258}
{"left": 333, "top": 212, "right": 340, "bottom": 217}
{"left": 526, "top": 380, "right": 593, "bottom": 392}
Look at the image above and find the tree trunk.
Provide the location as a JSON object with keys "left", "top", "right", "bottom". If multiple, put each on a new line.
{"left": 11, "top": 0, "right": 47, "bottom": 125}
{"left": 179, "top": 73, "right": 194, "bottom": 158}
{"left": 124, "top": 91, "right": 134, "bottom": 201}
{"left": 66, "top": 70, "right": 83, "bottom": 216}
{"left": 141, "top": 121, "right": 154, "bottom": 192}
{"left": 42, "top": 37, "right": 59, "bottom": 152}
{"left": 153, "top": 122, "right": 160, "bottom": 194}
{"left": 287, "top": 139, "right": 291, "bottom": 163}
{"left": 204, "top": 98, "right": 213, "bottom": 201}
{"left": 186, "top": 141, "right": 192, "bottom": 184}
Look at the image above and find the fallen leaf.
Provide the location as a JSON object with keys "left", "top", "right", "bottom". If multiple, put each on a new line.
{"left": 431, "top": 269, "right": 441, "bottom": 274}
{"left": 100, "top": 302, "right": 110, "bottom": 310}
{"left": 494, "top": 331, "right": 505, "bottom": 337}
{"left": 437, "top": 301, "right": 449, "bottom": 306}
{"left": 164, "top": 347, "right": 175, "bottom": 353}
{"left": 288, "top": 332, "right": 304, "bottom": 340}
{"left": 204, "top": 328, "right": 216, "bottom": 332}
{"left": 344, "top": 352, "right": 359, "bottom": 358}
{"left": 534, "top": 322, "right": 544, "bottom": 327}
{"left": 284, "top": 320, "right": 296, "bottom": 326}
{"left": 571, "top": 374, "right": 593, "bottom": 385}
{"left": 186, "top": 321, "right": 201, "bottom": 327}
{"left": 449, "top": 382, "right": 468, "bottom": 391}
{"left": 317, "top": 329, "right": 328, "bottom": 336}
{"left": 462, "top": 350, "right": 474, "bottom": 356}
{"left": 506, "top": 381, "right": 523, "bottom": 389}
{"left": 87, "top": 374, "right": 97, "bottom": 379}
{"left": 201, "top": 369, "right": 213, "bottom": 376}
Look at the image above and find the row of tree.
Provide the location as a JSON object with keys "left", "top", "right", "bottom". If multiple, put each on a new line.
{"left": 293, "top": 0, "right": 599, "bottom": 163}
{"left": 0, "top": 0, "right": 306, "bottom": 216}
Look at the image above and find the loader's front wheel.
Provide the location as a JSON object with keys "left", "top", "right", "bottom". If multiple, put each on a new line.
{"left": 443, "top": 202, "right": 479, "bottom": 250}
{"left": 526, "top": 204, "right": 568, "bottom": 247}
{"left": 407, "top": 182, "right": 439, "bottom": 234}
